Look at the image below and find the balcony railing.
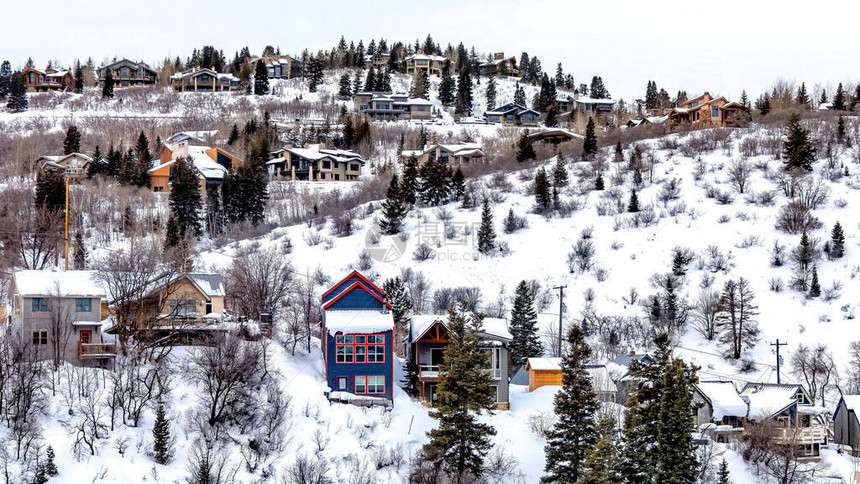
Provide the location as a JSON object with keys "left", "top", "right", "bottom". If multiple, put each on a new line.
{"left": 419, "top": 365, "right": 440, "bottom": 379}
{"left": 78, "top": 342, "right": 117, "bottom": 358}
{"left": 770, "top": 425, "right": 827, "bottom": 445}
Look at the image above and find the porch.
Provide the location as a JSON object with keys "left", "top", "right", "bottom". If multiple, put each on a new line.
{"left": 78, "top": 342, "right": 117, "bottom": 358}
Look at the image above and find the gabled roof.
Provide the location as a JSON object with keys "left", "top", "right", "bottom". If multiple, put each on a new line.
{"left": 612, "top": 354, "right": 653, "bottom": 367}
{"left": 322, "top": 271, "right": 387, "bottom": 306}
{"left": 679, "top": 92, "right": 712, "bottom": 107}
{"left": 526, "top": 357, "right": 561, "bottom": 371}
{"left": 102, "top": 58, "right": 156, "bottom": 74}
{"left": 324, "top": 309, "right": 394, "bottom": 334}
{"left": 13, "top": 270, "right": 106, "bottom": 298}
{"left": 740, "top": 383, "right": 809, "bottom": 422}
{"left": 695, "top": 381, "right": 748, "bottom": 421}
{"left": 410, "top": 314, "right": 512, "bottom": 342}
{"left": 586, "top": 364, "right": 618, "bottom": 393}
{"left": 406, "top": 54, "right": 447, "bottom": 62}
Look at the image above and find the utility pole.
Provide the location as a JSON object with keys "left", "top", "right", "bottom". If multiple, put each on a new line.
{"left": 771, "top": 339, "right": 787, "bottom": 384}
{"left": 63, "top": 177, "right": 69, "bottom": 271}
{"left": 553, "top": 285, "right": 567, "bottom": 357}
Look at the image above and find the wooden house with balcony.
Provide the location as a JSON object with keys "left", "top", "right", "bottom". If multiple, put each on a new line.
{"left": 523, "top": 358, "right": 617, "bottom": 403}
{"left": 740, "top": 382, "right": 829, "bottom": 460}
{"left": 22, "top": 67, "right": 74, "bottom": 92}
{"left": 400, "top": 142, "right": 485, "bottom": 166}
{"left": 692, "top": 381, "right": 749, "bottom": 443}
{"left": 169, "top": 68, "right": 239, "bottom": 92}
{"left": 98, "top": 59, "right": 157, "bottom": 87}
{"left": 665, "top": 92, "right": 749, "bottom": 130}
{"left": 321, "top": 271, "right": 395, "bottom": 406}
{"left": 479, "top": 53, "right": 518, "bottom": 77}
{"left": 37, "top": 152, "right": 93, "bottom": 180}
{"left": 408, "top": 314, "right": 512, "bottom": 409}
{"left": 353, "top": 91, "right": 434, "bottom": 121}
{"left": 405, "top": 54, "right": 446, "bottom": 76}
{"left": 148, "top": 135, "right": 241, "bottom": 193}
{"left": 266, "top": 144, "right": 364, "bottom": 181}
{"left": 8, "top": 270, "right": 115, "bottom": 368}
{"left": 250, "top": 55, "right": 301, "bottom": 79}
{"left": 364, "top": 52, "right": 390, "bottom": 70}
{"left": 484, "top": 103, "right": 540, "bottom": 127}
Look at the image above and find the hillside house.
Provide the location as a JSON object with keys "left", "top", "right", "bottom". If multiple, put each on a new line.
{"left": 405, "top": 54, "right": 446, "bottom": 76}
{"left": 364, "top": 52, "right": 390, "bottom": 70}
{"left": 408, "top": 314, "right": 512, "bottom": 410}
{"left": 22, "top": 67, "right": 74, "bottom": 92}
{"left": 526, "top": 128, "right": 581, "bottom": 145}
{"left": 485, "top": 103, "right": 541, "bottom": 127}
{"left": 523, "top": 358, "right": 617, "bottom": 403}
{"left": 573, "top": 96, "right": 616, "bottom": 116}
{"left": 8, "top": 271, "right": 115, "bottom": 368}
{"left": 479, "top": 53, "right": 518, "bottom": 77}
{"left": 267, "top": 144, "right": 365, "bottom": 181}
{"left": 833, "top": 395, "right": 860, "bottom": 455}
{"left": 740, "top": 383, "right": 829, "bottom": 460}
{"left": 148, "top": 135, "right": 240, "bottom": 193}
{"left": 353, "top": 92, "right": 434, "bottom": 121}
{"left": 400, "top": 142, "right": 485, "bottom": 166}
{"left": 250, "top": 55, "right": 301, "bottom": 79}
{"left": 321, "top": 271, "right": 395, "bottom": 405}
{"left": 665, "top": 92, "right": 748, "bottom": 130}
{"left": 169, "top": 68, "right": 239, "bottom": 92}
{"left": 608, "top": 353, "right": 653, "bottom": 405}
{"left": 693, "top": 381, "right": 748, "bottom": 442}
{"left": 37, "top": 152, "right": 93, "bottom": 180}
{"left": 98, "top": 59, "right": 157, "bottom": 87}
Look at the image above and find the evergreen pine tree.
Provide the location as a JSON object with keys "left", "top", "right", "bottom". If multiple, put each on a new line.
{"left": 579, "top": 416, "right": 622, "bottom": 484}
{"left": 831, "top": 221, "right": 845, "bottom": 258}
{"left": 164, "top": 213, "right": 180, "bottom": 248}
{"left": 515, "top": 131, "right": 536, "bottom": 162}
{"left": 485, "top": 77, "right": 496, "bottom": 111}
{"left": 796, "top": 82, "right": 810, "bottom": 107}
{"left": 508, "top": 280, "right": 542, "bottom": 372}
{"left": 0, "top": 60, "right": 11, "bottom": 100}
{"left": 33, "top": 464, "right": 48, "bottom": 484}
{"left": 338, "top": 73, "right": 352, "bottom": 97}
{"left": 227, "top": 124, "right": 239, "bottom": 145}
{"left": 35, "top": 169, "right": 65, "bottom": 213}
{"left": 615, "top": 141, "right": 623, "bottom": 163}
{"left": 253, "top": 60, "right": 269, "bottom": 95}
{"left": 543, "top": 325, "right": 599, "bottom": 483}
{"left": 87, "top": 145, "right": 103, "bottom": 178}
{"left": 401, "top": 357, "right": 420, "bottom": 398}
{"left": 74, "top": 61, "right": 84, "bottom": 93}
{"left": 308, "top": 57, "right": 324, "bottom": 92}
{"left": 364, "top": 66, "right": 376, "bottom": 92}
{"left": 758, "top": 93, "right": 770, "bottom": 116}
{"left": 555, "top": 62, "right": 564, "bottom": 87}
{"left": 809, "top": 265, "right": 821, "bottom": 298}
{"left": 102, "top": 68, "right": 114, "bottom": 99}
{"left": 380, "top": 175, "right": 406, "bottom": 235}
{"left": 534, "top": 167, "right": 551, "bottom": 212}
{"left": 438, "top": 60, "right": 455, "bottom": 105}
{"left": 545, "top": 102, "right": 559, "bottom": 127}
{"left": 503, "top": 208, "right": 520, "bottom": 234}
{"left": 740, "top": 90, "right": 750, "bottom": 109}
{"left": 783, "top": 113, "right": 816, "bottom": 171}
{"left": 419, "top": 156, "right": 451, "bottom": 206}
{"left": 168, "top": 157, "right": 203, "bottom": 239}
{"left": 6, "top": 72, "right": 28, "bottom": 112}
{"left": 628, "top": 189, "right": 639, "bottom": 212}
{"left": 454, "top": 69, "right": 474, "bottom": 117}
{"left": 594, "top": 173, "right": 604, "bottom": 191}
{"left": 450, "top": 166, "right": 466, "bottom": 201}
{"left": 400, "top": 156, "right": 419, "bottom": 206}
{"left": 654, "top": 358, "right": 698, "bottom": 484}
{"left": 73, "top": 231, "right": 87, "bottom": 269}
{"left": 514, "top": 82, "right": 526, "bottom": 106}
{"left": 152, "top": 401, "right": 172, "bottom": 465}
{"left": 423, "top": 304, "right": 497, "bottom": 481}
{"left": 352, "top": 69, "right": 363, "bottom": 93}
{"left": 45, "top": 446, "right": 58, "bottom": 476}
{"left": 717, "top": 458, "right": 731, "bottom": 484}
{"left": 135, "top": 131, "right": 152, "bottom": 187}
{"left": 477, "top": 199, "right": 495, "bottom": 254}
{"left": 837, "top": 115, "right": 846, "bottom": 143}
{"left": 63, "top": 125, "right": 81, "bottom": 154}
{"left": 833, "top": 82, "right": 846, "bottom": 111}
{"left": 583, "top": 117, "right": 598, "bottom": 159}
{"left": 553, "top": 159, "right": 568, "bottom": 187}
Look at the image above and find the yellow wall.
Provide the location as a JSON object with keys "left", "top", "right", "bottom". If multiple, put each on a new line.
{"left": 528, "top": 369, "right": 563, "bottom": 392}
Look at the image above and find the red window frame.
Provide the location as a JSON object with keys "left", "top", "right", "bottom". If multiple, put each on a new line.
{"left": 335, "top": 333, "right": 386, "bottom": 364}
{"left": 354, "top": 375, "right": 386, "bottom": 395}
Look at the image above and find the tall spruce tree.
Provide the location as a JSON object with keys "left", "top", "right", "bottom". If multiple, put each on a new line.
{"left": 6, "top": 72, "right": 28, "bottom": 112}
{"left": 717, "top": 458, "right": 730, "bottom": 484}
{"left": 135, "top": 131, "right": 152, "bottom": 187}
{"left": 254, "top": 60, "right": 269, "bottom": 95}
{"left": 419, "top": 156, "right": 451, "bottom": 206}
{"left": 338, "top": 73, "right": 352, "bottom": 97}
{"left": 73, "top": 231, "right": 87, "bottom": 269}
{"left": 0, "top": 60, "right": 11, "bottom": 99}
{"left": 364, "top": 66, "right": 376, "bottom": 92}
{"left": 152, "top": 401, "right": 172, "bottom": 465}
{"left": 400, "top": 156, "right": 419, "bottom": 206}
{"left": 102, "top": 68, "right": 114, "bottom": 99}
{"left": 796, "top": 82, "right": 810, "bottom": 107}
{"left": 63, "top": 125, "right": 82, "bottom": 154}
{"left": 508, "top": 281, "right": 542, "bottom": 372}
{"left": 424, "top": 304, "right": 497, "bottom": 482}
{"left": 485, "top": 77, "right": 496, "bottom": 111}
{"left": 809, "top": 265, "right": 821, "bottom": 297}
{"left": 168, "top": 156, "right": 203, "bottom": 239}
{"left": 476, "top": 199, "right": 495, "bottom": 254}
{"left": 35, "top": 169, "right": 65, "bottom": 213}
{"left": 380, "top": 175, "right": 406, "bottom": 235}
{"left": 439, "top": 60, "right": 455, "bottom": 106}
{"left": 580, "top": 416, "right": 622, "bottom": 484}
{"left": 543, "top": 325, "right": 599, "bottom": 483}
{"left": 831, "top": 221, "right": 845, "bottom": 258}
{"left": 783, "top": 113, "right": 816, "bottom": 171}
{"left": 833, "top": 82, "right": 846, "bottom": 111}
{"left": 454, "top": 69, "right": 474, "bottom": 117}
{"left": 654, "top": 358, "right": 698, "bottom": 483}
{"left": 45, "top": 445, "right": 58, "bottom": 476}
{"left": 450, "top": 166, "right": 466, "bottom": 201}
{"left": 515, "top": 131, "right": 536, "bottom": 162}
{"left": 534, "top": 167, "right": 551, "bottom": 212}
{"left": 74, "top": 61, "right": 84, "bottom": 93}
{"left": 583, "top": 117, "right": 598, "bottom": 159}
{"left": 628, "top": 189, "right": 639, "bottom": 212}
{"left": 553, "top": 159, "right": 568, "bottom": 187}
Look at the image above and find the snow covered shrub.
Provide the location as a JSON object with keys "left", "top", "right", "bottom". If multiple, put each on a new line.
{"left": 727, "top": 159, "right": 753, "bottom": 194}
{"left": 794, "top": 176, "right": 830, "bottom": 210}
{"left": 667, "top": 202, "right": 687, "bottom": 217}
{"left": 528, "top": 412, "right": 556, "bottom": 438}
{"left": 739, "top": 358, "right": 758, "bottom": 374}
{"left": 593, "top": 266, "right": 610, "bottom": 282}
{"left": 611, "top": 240, "right": 623, "bottom": 250}
{"left": 739, "top": 136, "right": 763, "bottom": 158}
{"left": 281, "top": 237, "right": 293, "bottom": 254}
{"left": 488, "top": 172, "right": 513, "bottom": 192}
{"left": 632, "top": 207, "right": 657, "bottom": 227}
{"left": 502, "top": 209, "right": 528, "bottom": 234}
{"left": 770, "top": 240, "right": 787, "bottom": 266}
{"left": 434, "top": 207, "right": 453, "bottom": 222}
{"left": 412, "top": 243, "right": 433, "bottom": 261}
{"left": 775, "top": 201, "right": 823, "bottom": 234}
{"left": 714, "top": 189, "right": 735, "bottom": 205}
{"left": 355, "top": 250, "right": 373, "bottom": 271}
{"left": 769, "top": 277, "right": 783, "bottom": 292}
{"left": 704, "top": 245, "right": 734, "bottom": 273}
{"left": 699, "top": 274, "right": 715, "bottom": 289}
{"left": 568, "top": 238, "right": 597, "bottom": 273}
{"left": 596, "top": 200, "right": 617, "bottom": 217}
{"left": 823, "top": 282, "right": 843, "bottom": 302}
{"left": 444, "top": 222, "right": 458, "bottom": 240}
{"left": 756, "top": 190, "right": 778, "bottom": 206}
{"left": 495, "top": 241, "right": 511, "bottom": 257}
{"left": 332, "top": 213, "right": 354, "bottom": 237}
{"left": 834, "top": 198, "right": 848, "bottom": 208}
{"left": 658, "top": 177, "right": 683, "bottom": 203}
{"left": 303, "top": 230, "right": 323, "bottom": 246}
{"left": 737, "top": 235, "right": 763, "bottom": 249}
{"left": 323, "top": 237, "right": 335, "bottom": 250}
{"left": 482, "top": 447, "right": 522, "bottom": 484}
{"left": 284, "top": 453, "right": 332, "bottom": 484}
{"left": 718, "top": 214, "right": 731, "bottom": 224}
{"left": 580, "top": 225, "right": 594, "bottom": 240}
{"left": 735, "top": 211, "right": 752, "bottom": 221}
{"left": 693, "top": 159, "right": 708, "bottom": 181}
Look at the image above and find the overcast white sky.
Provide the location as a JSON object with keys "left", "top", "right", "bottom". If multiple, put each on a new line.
{"left": 4, "top": 0, "right": 858, "bottom": 101}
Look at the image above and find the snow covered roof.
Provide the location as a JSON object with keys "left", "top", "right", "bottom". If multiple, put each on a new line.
{"left": 574, "top": 97, "right": 615, "bottom": 105}
{"left": 186, "top": 146, "right": 229, "bottom": 179}
{"left": 740, "top": 383, "right": 806, "bottom": 422}
{"left": 586, "top": 365, "right": 618, "bottom": 393}
{"left": 287, "top": 146, "right": 365, "bottom": 165}
{"left": 186, "top": 273, "right": 225, "bottom": 298}
{"left": 410, "top": 314, "right": 512, "bottom": 342}
{"left": 13, "top": 270, "right": 106, "bottom": 298}
{"left": 407, "top": 54, "right": 446, "bottom": 62}
{"left": 526, "top": 357, "right": 561, "bottom": 371}
{"left": 695, "top": 381, "right": 748, "bottom": 421}
{"left": 611, "top": 354, "right": 652, "bottom": 367}
{"left": 325, "top": 310, "right": 394, "bottom": 334}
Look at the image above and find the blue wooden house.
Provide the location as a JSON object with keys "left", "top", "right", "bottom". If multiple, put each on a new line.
{"left": 321, "top": 271, "right": 394, "bottom": 405}
{"left": 740, "top": 383, "right": 828, "bottom": 460}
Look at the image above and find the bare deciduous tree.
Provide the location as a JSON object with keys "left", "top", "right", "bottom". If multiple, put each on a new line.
{"left": 692, "top": 288, "right": 720, "bottom": 341}
{"left": 727, "top": 158, "right": 753, "bottom": 194}
{"left": 226, "top": 246, "right": 296, "bottom": 321}
{"left": 716, "top": 278, "right": 759, "bottom": 359}
{"left": 791, "top": 344, "right": 836, "bottom": 407}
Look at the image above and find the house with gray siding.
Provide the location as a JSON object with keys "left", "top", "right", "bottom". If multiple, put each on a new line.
{"left": 408, "top": 314, "right": 512, "bottom": 409}
{"left": 8, "top": 270, "right": 115, "bottom": 368}
{"left": 834, "top": 394, "right": 860, "bottom": 455}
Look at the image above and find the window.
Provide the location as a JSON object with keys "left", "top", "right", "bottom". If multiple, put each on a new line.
{"left": 417, "top": 105, "right": 426, "bottom": 111}
{"left": 121, "top": 66, "right": 129, "bottom": 77}
{"left": 32, "top": 330, "right": 48, "bottom": 346}
{"left": 712, "top": 106, "right": 720, "bottom": 118}
{"left": 489, "top": 385, "right": 499, "bottom": 402}
{"left": 76, "top": 298, "right": 91, "bottom": 312}
{"left": 335, "top": 334, "right": 385, "bottom": 364}
{"left": 32, "top": 298, "right": 48, "bottom": 312}
{"left": 483, "top": 348, "right": 501, "bottom": 379}
{"left": 350, "top": 164, "right": 360, "bottom": 172}
{"left": 322, "top": 161, "right": 331, "bottom": 169}
{"left": 29, "top": 72, "right": 35, "bottom": 83}
{"left": 335, "top": 174, "right": 340, "bottom": 181}
{"left": 337, "top": 377, "right": 347, "bottom": 391}
{"left": 169, "top": 299, "right": 198, "bottom": 318}
{"left": 355, "top": 375, "right": 385, "bottom": 394}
